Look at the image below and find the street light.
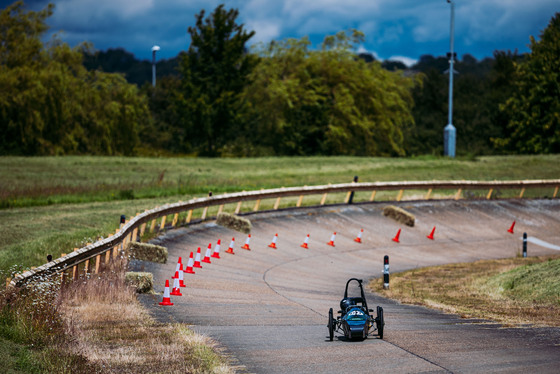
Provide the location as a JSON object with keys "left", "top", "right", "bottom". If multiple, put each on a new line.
{"left": 152, "top": 45, "right": 160, "bottom": 87}
{"left": 444, "top": 0, "right": 456, "bottom": 157}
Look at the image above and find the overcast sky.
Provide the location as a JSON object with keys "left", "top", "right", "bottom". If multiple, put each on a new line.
{"left": 3, "top": 0, "right": 558, "bottom": 66}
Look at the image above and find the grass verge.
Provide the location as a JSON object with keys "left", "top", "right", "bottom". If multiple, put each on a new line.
{"left": 60, "top": 260, "right": 233, "bottom": 373}
{"left": 0, "top": 273, "right": 100, "bottom": 373}
{"left": 0, "top": 259, "right": 234, "bottom": 373}
{"left": 370, "top": 255, "right": 560, "bottom": 327}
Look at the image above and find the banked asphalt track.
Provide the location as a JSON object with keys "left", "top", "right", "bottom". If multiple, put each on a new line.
{"left": 136, "top": 199, "right": 560, "bottom": 373}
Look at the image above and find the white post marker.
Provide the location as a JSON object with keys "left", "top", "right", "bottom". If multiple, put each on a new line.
{"left": 383, "top": 255, "right": 390, "bottom": 290}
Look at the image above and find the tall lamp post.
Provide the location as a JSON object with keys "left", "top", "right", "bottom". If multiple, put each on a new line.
{"left": 152, "top": 45, "right": 160, "bottom": 87}
{"left": 444, "top": 0, "right": 456, "bottom": 157}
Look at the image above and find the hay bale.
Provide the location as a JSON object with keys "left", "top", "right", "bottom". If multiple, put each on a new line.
{"left": 127, "top": 242, "right": 168, "bottom": 263}
{"left": 216, "top": 212, "right": 251, "bottom": 234}
{"left": 383, "top": 205, "right": 415, "bottom": 227}
{"left": 125, "top": 272, "right": 154, "bottom": 293}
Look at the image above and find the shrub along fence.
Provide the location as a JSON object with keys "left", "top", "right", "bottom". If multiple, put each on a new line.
{"left": 10, "top": 179, "right": 560, "bottom": 287}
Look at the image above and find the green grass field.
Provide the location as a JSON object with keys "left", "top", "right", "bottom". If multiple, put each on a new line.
{"left": 1, "top": 154, "right": 558, "bottom": 373}
{"left": 2, "top": 154, "right": 559, "bottom": 208}
{"left": 1, "top": 154, "right": 559, "bottom": 274}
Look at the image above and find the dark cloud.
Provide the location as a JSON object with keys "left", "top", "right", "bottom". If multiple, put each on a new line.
{"left": 1, "top": 0, "right": 558, "bottom": 63}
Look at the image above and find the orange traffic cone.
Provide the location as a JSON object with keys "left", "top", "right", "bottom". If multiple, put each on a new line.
{"left": 242, "top": 234, "right": 251, "bottom": 250}
{"left": 159, "top": 280, "right": 173, "bottom": 306}
{"left": 178, "top": 263, "right": 186, "bottom": 287}
{"left": 202, "top": 243, "right": 212, "bottom": 263}
{"left": 193, "top": 247, "right": 202, "bottom": 268}
{"left": 268, "top": 233, "right": 278, "bottom": 249}
{"left": 185, "top": 252, "right": 195, "bottom": 274}
{"left": 211, "top": 239, "right": 221, "bottom": 259}
{"left": 508, "top": 221, "right": 516, "bottom": 234}
{"left": 170, "top": 273, "right": 182, "bottom": 296}
{"left": 300, "top": 234, "right": 310, "bottom": 249}
{"left": 172, "top": 256, "right": 182, "bottom": 278}
{"left": 226, "top": 238, "right": 235, "bottom": 254}
{"left": 392, "top": 228, "right": 401, "bottom": 243}
{"left": 354, "top": 229, "right": 364, "bottom": 243}
{"left": 427, "top": 226, "right": 436, "bottom": 240}
{"left": 327, "top": 232, "right": 337, "bottom": 247}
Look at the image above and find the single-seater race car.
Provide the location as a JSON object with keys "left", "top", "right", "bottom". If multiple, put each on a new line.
{"left": 327, "top": 278, "right": 384, "bottom": 341}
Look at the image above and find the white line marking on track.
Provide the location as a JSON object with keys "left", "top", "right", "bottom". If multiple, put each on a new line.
{"left": 524, "top": 237, "right": 560, "bottom": 251}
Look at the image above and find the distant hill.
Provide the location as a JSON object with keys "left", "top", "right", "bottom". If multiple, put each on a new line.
{"left": 82, "top": 48, "right": 498, "bottom": 91}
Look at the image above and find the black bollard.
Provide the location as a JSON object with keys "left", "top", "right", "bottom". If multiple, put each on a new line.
{"left": 523, "top": 233, "right": 527, "bottom": 258}
{"left": 383, "top": 255, "right": 390, "bottom": 289}
{"left": 348, "top": 176, "right": 358, "bottom": 204}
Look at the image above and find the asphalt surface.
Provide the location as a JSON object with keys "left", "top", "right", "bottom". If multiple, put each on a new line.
{"left": 135, "top": 199, "right": 560, "bottom": 373}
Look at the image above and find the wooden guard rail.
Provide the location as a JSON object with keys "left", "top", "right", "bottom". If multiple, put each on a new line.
{"left": 10, "top": 179, "right": 560, "bottom": 287}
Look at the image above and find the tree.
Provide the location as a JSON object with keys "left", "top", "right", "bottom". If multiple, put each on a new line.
{"left": 0, "top": 1, "right": 150, "bottom": 155}
{"left": 494, "top": 13, "right": 560, "bottom": 153}
{"left": 382, "top": 60, "right": 407, "bottom": 71}
{"left": 405, "top": 68, "right": 446, "bottom": 155}
{"left": 140, "top": 76, "right": 185, "bottom": 154}
{"left": 244, "top": 30, "right": 419, "bottom": 156}
{"left": 484, "top": 50, "right": 524, "bottom": 153}
{"left": 407, "top": 52, "right": 519, "bottom": 156}
{"left": 177, "top": 5, "right": 257, "bottom": 156}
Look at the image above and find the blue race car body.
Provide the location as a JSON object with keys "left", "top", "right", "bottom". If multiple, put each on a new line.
{"left": 342, "top": 305, "right": 371, "bottom": 339}
{"left": 328, "top": 278, "right": 384, "bottom": 341}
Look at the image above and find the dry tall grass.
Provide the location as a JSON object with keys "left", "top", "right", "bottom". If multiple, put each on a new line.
{"left": 0, "top": 270, "right": 101, "bottom": 373}
{"left": 370, "top": 255, "right": 560, "bottom": 327}
{"left": 60, "top": 260, "right": 234, "bottom": 373}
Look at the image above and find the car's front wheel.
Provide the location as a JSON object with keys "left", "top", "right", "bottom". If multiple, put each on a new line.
{"left": 377, "top": 306, "right": 384, "bottom": 339}
{"left": 328, "top": 308, "right": 334, "bottom": 341}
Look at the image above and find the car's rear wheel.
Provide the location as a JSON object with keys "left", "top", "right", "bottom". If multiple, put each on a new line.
{"left": 377, "top": 306, "right": 384, "bottom": 339}
{"left": 328, "top": 308, "right": 334, "bottom": 341}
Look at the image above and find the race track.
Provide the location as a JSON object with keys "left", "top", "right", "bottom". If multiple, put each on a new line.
{"left": 136, "top": 199, "right": 560, "bottom": 373}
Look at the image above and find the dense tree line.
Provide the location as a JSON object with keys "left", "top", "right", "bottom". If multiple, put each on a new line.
{"left": 243, "top": 31, "right": 418, "bottom": 156}
{"left": 1, "top": 2, "right": 558, "bottom": 156}
{"left": 0, "top": 1, "right": 150, "bottom": 156}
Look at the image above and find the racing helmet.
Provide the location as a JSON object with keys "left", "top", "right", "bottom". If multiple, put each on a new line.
{"left": 340, "top": 298, "right": 356, "bottom": 311}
